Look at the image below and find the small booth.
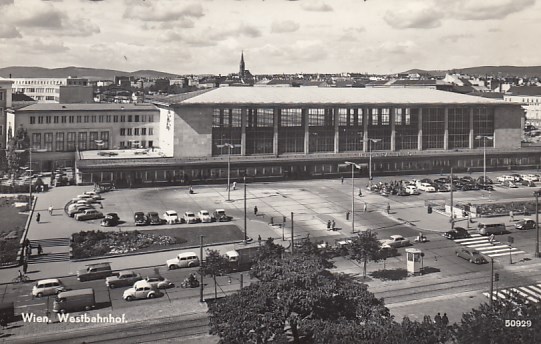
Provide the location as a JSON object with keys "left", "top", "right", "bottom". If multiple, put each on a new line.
{"left": 405, "top": 248, "right": 424, "bottom": 276}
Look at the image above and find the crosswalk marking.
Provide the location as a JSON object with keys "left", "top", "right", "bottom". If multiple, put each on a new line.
{"left": 483, "top": 284, "right": 541, "bottom": 304}
{"left": 454, "top": 234, "right": 525, "bottom": 259}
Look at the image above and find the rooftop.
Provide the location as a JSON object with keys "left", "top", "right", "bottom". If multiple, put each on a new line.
{"left": 180, "top": 87, "right": 509, "bottom": 105}
{"left": 16, "top": 103, "right": 157, "bottom": 112}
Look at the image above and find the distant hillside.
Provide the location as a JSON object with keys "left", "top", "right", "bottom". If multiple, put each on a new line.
{"left": 404, "top": 66, "right": 541, "bottom": 78}
{"left": 0, "top": 66, "right": 179, "bottom": 80}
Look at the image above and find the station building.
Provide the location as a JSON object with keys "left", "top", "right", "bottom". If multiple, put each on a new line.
{"left": 73, "top": 87, "right": 532, "bottom": 187}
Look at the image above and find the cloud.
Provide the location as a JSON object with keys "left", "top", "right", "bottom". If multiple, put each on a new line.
{"left": 124, "top": 1, "right": 204, "bottom": 22}
{"left": 0, "top": 24, "right": 21, "bottom": 39}
{"left": 25, "top": 38, "right": 69, "bottom": 54}
{"left": 384, "top": 7, "right": 443, "bottom": 29}
{"left": 301, "top": 1, "right": 333, "bottom": 12}
{"left": 441, "top": 33, "right": 473, "bottom": 43}
{"left": 271, "top": 20, "right": 300, "bottom": 33}
{"left": 446, "top": 0, "right": 535, "bottom": 20}
{"left": 209, "top": 23, "right": 261, "bottom": 41}
{"left": 338, "top": 27, "right": 365, "bottom": 41}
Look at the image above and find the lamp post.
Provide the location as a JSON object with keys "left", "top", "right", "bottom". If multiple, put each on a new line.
{"left": 535, "top": 191, "right": 540, "bottom": 258}
{"left": 244, "top": 175, "right": 248, "bottom": 243}
{"left": 216, "top": 143, "right": 241, "bottom": 202}
{"left": 475, "top": 135, "right": 493, "bottom": 184}
{"left": 345, "top": 161, "right": 361, "bottom": 233}
{"left": 368, "top": 138, "right": 381, "bottom": 186}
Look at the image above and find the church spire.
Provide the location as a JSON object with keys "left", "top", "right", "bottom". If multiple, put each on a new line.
{"left": 239, "top": 51, "right": 245, "bottom": 80}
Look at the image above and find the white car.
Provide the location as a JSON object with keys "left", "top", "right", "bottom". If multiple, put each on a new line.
{"left": 123, "top": 280, "right": 161, "bottom": 301}
{"left": 32, "top": 278, "right": 65, "bottom": 298}
{"left": 418, "top": 183, "right": 436, "bottom": 192}
{"left": 184, "top": 211, "right": 197, "bottom": 224}
{"left": 163, "top": 210, "right": 180, "bottom": 224}
{"left": 381, "top": 235, "right": 411, "bottom": 249}
{"left": 405, "top": 185, "right": 420, "bottom": 195}
{"left": 497, "top": 175, "right": 515, "bottom": 183}
{"left": 522, "top": 174, "right": 539, "bottom": 182}
{"left": 198, "top": 210, "right": 212, "bottom": 223}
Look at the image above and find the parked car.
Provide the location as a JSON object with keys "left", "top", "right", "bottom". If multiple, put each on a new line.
{"left": 434, "top": 183, "right": 450, "bottom": 192}
{"left": 522, "top": 174, "right": 539, "bottom": 182}
{"left": 75, "top": 209, "right": 104, "bottom": 221}
{"left": 509, "top": 174, "right": 523, "bottom": 182}
{"left": 515, "top": 219, "right": 536, "bottom": 230}
{"left": 134, "top": 212, "right": 148, "bottom": 226}
{"left": 123, "top": 280, "right": 162, "bottom": 301}
{"left": 418, "top": 183, "right": 436, "bottom": 192}
{"left": 144, "top": 275, "right": 175, "bottom": 289}
{"left": 84, "top": 191, "right": 103, "bottom": 199}
{"left": 381, "top": 235, "right": 410, "bottom": 249}
{"left": 443, "top": 227, "right": 471, "bottom": 240}
{"left": 460, "top": 176, "right": 475, "bottom": 184}
{"left": 455, "top": 248, "right": 487, "bottom": 264}
{"left": 405, "top": 185, "right": 420, "bottom": 195}
{"left": 166, "top": 252, "right": 200, "bottom": 269}
{"left": 197, "top": 210, "right": 212, "bottom": 223}
{"left": 497, "top": 175, "right": 515, "bottom": 183}
{"left": 77, "top": 262, "right": 115, "bottom": 282}
{"left": 477, "top": 183, "right": 494, "bottom": 191}
{"left": 163, "top": 210, "right": 180, "bottom": 224}
{"left": 502, "top": 180, "right": 518, "bottom": 188}
{"left": 32, "top": 278, "right": 65, "bottom": 298}
{"left": 100, "top": 213, "right": 120, "bottom": 227}
{"left": 147, "top": 212, "right": 162, "bottom": 225}
{"left": 477, "top": 176, "right": 494, "bottom": 184}
{"left": 521, "top": 180, "right": 536, "bottom": 187}
{"left": 183, "top": 211, "right": 197, "bottom": 224}
{"left": 213, "top": 209, "right": 233, "bottom": 222}
{"left": 105, "top": 270, "right": 142, "bottom": 288}
{"left": 68, "top": 205, "right": 94, "bottom": 217}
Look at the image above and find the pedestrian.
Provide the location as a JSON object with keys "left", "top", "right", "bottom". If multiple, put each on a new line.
{"left": 386, "top": 203, "right": 391, "bottom": 214}
{"left": 327, "top": 220, "right": 332, "bottom": 231}
{"left": 22, "top": 260, "right": 28, "bottom": 274}
{"left": 48, "top": 205, "right": 53, "bottom": 215}
{"left": 341, "top": 176, "right": 344, "bottom": 184}
{"left": 254, "top": 206, "right": 258, "bottom": 215}
{"left": 346, "top": 211, "right": 350, "bottom": 220}
{"left": 509, "top": 210, "right": 514, "bottom": 222}
{"left": 331, "top": 220, "right": 336, "bottom": 231}
{"left": 36, "top": 212, "right": 40, "bottom": 224}
{"left": 99, "top": 202, "right": 103, "bottom": 209}
{"left": 489, "top": 234, "right": 495, "bottom": 244}
{"left": 258, "top": 235, "right": 262, "bottom": 246}
{"left": 37, "top": 244, "right": 43, "bottom": 255}
{"left": 26, "top": 246, "right": 32, "bottom": 258}
{"left": 0, "top": 315, "right": 7, "bottom": 330}
{"left": 442, "top": 313, "right": 449, "bottom": 327}
{"left": 434, "top": 313, "right": 442, "bottom": 325}
{"left": 358, "top": 189, "right": 362, "bottom": 197}
{"left": 364, "top": 202, "right": 367, "bottom": 212}
{"left": 232, "top": 181, "right": 237, "bottom": 190}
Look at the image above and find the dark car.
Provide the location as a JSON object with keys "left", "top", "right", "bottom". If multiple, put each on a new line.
{"left": 477, "top": 183, "right": 494, "bottom": 191}
{"left": 515, "top": 219, "right": 536, "bottom": 230}
{"left": 477, "top": 176, "right": 494, "bottom": 184}
{"left": 147, "top": 212, "right": 162, "bottom": 225}
{"left": 461, "top": 176, "right": 475, "bottom": 183}
{"left": 101, "top": 213, "right": 120, "bottom": 227}
{"left": 521, "top": 180, "right": 536, "bottom": 187}
{"left": 434, "top": 183, "right": 450, "bottom": 192}
{"left": 134, "top": 212, "right": 148, "bottom": 226}
{"left": 455, "top": 248, "right": 487, "bottom": 264}
{"left": 443, "top": 227, "right": 471, "bottom": 239}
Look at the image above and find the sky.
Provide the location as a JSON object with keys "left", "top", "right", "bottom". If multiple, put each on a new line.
{"left": 0, "top": 0, "right": 540, "bottom": 75}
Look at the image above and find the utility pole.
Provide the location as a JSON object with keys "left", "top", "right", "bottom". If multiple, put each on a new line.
{"left": 450, "top": 167, "right": 454, "bottom": 229}
{"left": 535, "top": 191, "right": 540, "bottom": 258}
{"left": 244, "top": 175, "right": 247, "bottom": 243}
{"left": 490, "top": 257, "right": 494, "bottom": 308}
{"left": 291, "top": 212, "right": 294, "bottom": 254}
{"left": 199, "top": 235, "right": 204, "bottom": 303}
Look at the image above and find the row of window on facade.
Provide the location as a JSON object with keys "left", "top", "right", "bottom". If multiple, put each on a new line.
{"left": 31, "top": 131, "right": 109, "bottom": 151}
{"left": 29, "top": 114, "right": 155, "bottom": 125}
{"left": 119, "top": 127, "right": 154, "bottom": 136}
{"left": 212, "top": 107, "right": 491, "bottom": 128}
{"left": 15, "top": 88, "right": 57, "bottom": 94}
{"left": 119, "top": 140, "right": 153, "bottom": 149}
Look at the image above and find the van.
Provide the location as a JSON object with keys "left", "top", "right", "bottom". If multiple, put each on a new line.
{"left": 32, "top": 278, "right": 65, "bottom": 298}
{"left": 166, "top": 251, "right": 200, "bottom": 269}
{"left": 477, "top": 223, "right": 506, "bottom": 236}
{"left": 53, "top": 289, "right": 95, "bottom": 313}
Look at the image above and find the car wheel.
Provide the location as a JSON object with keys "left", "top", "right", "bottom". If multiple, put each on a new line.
{"left": 456, "top": 252, "right": 460, "bottom": 256}
{"left": 148, "top": 293, "right": 155, "bottom": 299}
{"left": 168, "top": 265, "right": 177, "bottom": 270}
{"left": 60, "top": 309, "right": 66, "bottom": 314}
{"left": 469, "top": 259, "right": 474, "bottom": 263}
{"left": 36, "top": 292, "right": 43, "bottom": 298}
{"left": 125, "top": 296, "right": 133, "bottom": 301}
{"left": 84, "top": 305, "right": 92, "bottom": 311}
{"left": 109, "top": 284, "right": 115, "bottom": 289}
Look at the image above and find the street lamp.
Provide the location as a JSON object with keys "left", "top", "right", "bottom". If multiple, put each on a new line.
{"left": 534, "top": 191, "right": 541, "bottom": 258}
{"left": 14, "top": 148, "right": 46, "bottom": 209}
{"left": 367, "top": 138, "right": 381, "bottom": 187}
{"left": 345, "top": 161, "right": 362, "bottom": 233}
{"left": 475, "top": 135, "right": 493, "bottom": 184}
{"left": 216, "top": 143, "right": 241, "bottom": 202}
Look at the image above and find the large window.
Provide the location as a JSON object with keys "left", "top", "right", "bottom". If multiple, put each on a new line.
{"left": 55, "top": 132, "right": 64, "bottom": 151}
{"left": 395, "top": 108, "right": 419, "bottom": 150}
{"left": 280, "top": 108, "right": 302, "bottom": 127}
{"left": 367, "top": 108, "right": 391, "bottom": 150}
{"left": 31, "top": 133, "right": 41, "bottom": 149}
{"left": 78, "top": 132, "right": 87, "bottom": 150}
{"left": 448, "top": 108, "right": 470, "bottom": 149}
{"left": 246, "top": 108, "right": 274, "bottom": 155}
{"left": 89, "top": 132, "right": 99, "bottom": 150}
{"left": 422, "top": 108, "right": 445, "bottom": 149}
{"left": 44, "top": 133, "right": 53, "bottom": 151}
{"left": 278, "top": 109, "right": 303, "bottom": 153}
{"left": 308, "top": 108, "right": 334, "bottom": 153}
{"left": 212, "top": 108, "right": 242, "bottom": 155}
{"left": 100, "top": 131, "right": 109, "bottom": 149}
{"left": 473, "top": 107, "right": 494, "bottom": 148}
{"left": 67, "top": 132, "right": 76, "bottom": 151}
{"left": 338, "top": 108, "right": 364, "bottom": 151}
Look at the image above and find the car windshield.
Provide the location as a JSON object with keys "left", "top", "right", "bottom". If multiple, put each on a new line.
{"left": 201, "top": 211, "right": 209, "bottom": 215}
{"left": 471, "top": 251, "right": 481, "bottom": 256}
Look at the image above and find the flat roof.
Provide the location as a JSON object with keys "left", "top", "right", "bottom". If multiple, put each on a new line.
{"left": 180, "top": 87, "right": 509, "bottom": 106}
{"left": 16, "top": 103, "right": 157, "bottom": 112}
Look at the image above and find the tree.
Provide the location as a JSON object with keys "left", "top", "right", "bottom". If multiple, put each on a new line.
{"left": 209, "top": 251, "right": 391, "bottom": 344}
{"left": 200, "top": 249, "right": 230, "bottom": 299}
{"left": 5, "top": 127, "right": 30, "bottom": 174}
{"left": 347, "top": 230, "right": 382, "bottom": 278}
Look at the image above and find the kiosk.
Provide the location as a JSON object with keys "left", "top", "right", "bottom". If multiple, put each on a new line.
{"left": 405, "top": 248, "right": 424, "bottom": 276}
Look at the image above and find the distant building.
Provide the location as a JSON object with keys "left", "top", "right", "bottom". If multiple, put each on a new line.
{"left": 6, "top": 76, "right": 92, "bottom": 103}
{"left": 0, "top": 78, "right": 14, "bottom": 149}
{"left": 504, "top": 86, "right": 541, "bottom": 126}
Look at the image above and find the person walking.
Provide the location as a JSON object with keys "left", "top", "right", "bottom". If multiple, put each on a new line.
{"left": 442, "top": 313, "right": 449, "bottom": 327}
{"left": 358, "top": 189, "right": 362, "bottom": 197}
{"left": 434, "top": 313, "right": 442, "bottom": 325}
{"left": 386, "top": 203, "right": 391, "bottom": 214}
{"left": 489, "top": 233, "right": 495, "bottom": 245}
{"left": 331, "top": 220, "right": 336, "bottom": 231}
{"left": 327, "top": 220, "right": 332, "bottom": 231}
{"left": 509, "top": 210, "right": 514, "bottom": 222}
{"left": 36, "top": 212, "right": 41, "bottom": 224}
{"left": 254, "top": 206, "right": 258, "bottom": 216}
{"left": 363, "top": 202, "right": 368, "bottom": 213}
{"left": 232, "top": 181, "right": 237, "bottom": 190}
{"left": 37, "top": 244, "right": 43, "bottom": 255}
{"left": 22, "top": 259, "right": 28, "bottom": 274}
{"left": 341, "top": 176, "right": 344, "bottom": 184}
{"left": 48, "top": 205, "right": 53, "bottom": 215}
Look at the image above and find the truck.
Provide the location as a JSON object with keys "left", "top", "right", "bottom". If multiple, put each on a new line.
{"left": 225, "top": 246, "right": 260, "bottom": 271}
{"left": 213, "top": 209, "right": 233, "bottom": 222}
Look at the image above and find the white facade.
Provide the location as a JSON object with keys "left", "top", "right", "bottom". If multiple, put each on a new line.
{"left": 9, "top": 77, "right": 90, "bottom": 103}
